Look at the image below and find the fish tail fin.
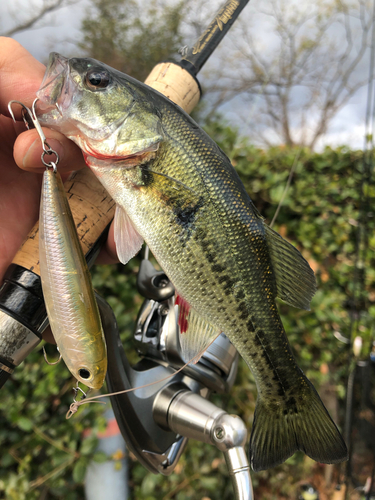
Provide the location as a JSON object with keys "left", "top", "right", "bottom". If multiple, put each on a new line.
{"left": 249, "top": 377, "right": 348, "bottom": 471}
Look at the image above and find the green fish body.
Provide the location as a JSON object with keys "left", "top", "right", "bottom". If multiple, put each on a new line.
{"left": 37, "top": 53, "right": 347, "bottom": 471}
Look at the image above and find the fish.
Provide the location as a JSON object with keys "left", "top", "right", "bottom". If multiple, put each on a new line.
{"left": 39, "top": 166, "right": 107, "bottom": 389}
{"left": 36, "top": 52, "right": 347, "bottom": 470}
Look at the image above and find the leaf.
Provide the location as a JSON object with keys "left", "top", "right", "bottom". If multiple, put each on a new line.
{"left": 141, "top": 473, "right": 161, "bottom": 496}
{"left": 200, "top": 476, "right": 218, "bottom": 490}
{"left": 17, "top": 417, "right": 33, "bottom": 432}
{"left": 73, "top": 458, "right": 88, "bottom": 483}
{"left": 80, "top": 436, "right": 99, "bottom": 456}
{"left": 1, "top": 453, "right": 15, "bottom": 467}
{"left": 92, "top": 451, "right": 108, "bottom": 463}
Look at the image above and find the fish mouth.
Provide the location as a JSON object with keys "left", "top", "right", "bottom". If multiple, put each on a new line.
{"left": 37, "top": 52, "right": 73, "bottom": 115}
{"left": 36, "top": 52, "right": 127, "bottom": 147}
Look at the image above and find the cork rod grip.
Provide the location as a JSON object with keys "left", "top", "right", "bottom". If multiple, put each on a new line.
{"left": 12, "top": 63, "right": 201, "bottom": 274}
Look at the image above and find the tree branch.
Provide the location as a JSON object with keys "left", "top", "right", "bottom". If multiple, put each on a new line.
{"left": 2, "top": 0, "right": 73, "bottom": 37}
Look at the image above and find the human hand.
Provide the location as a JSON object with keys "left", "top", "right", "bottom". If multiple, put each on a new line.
{"left": 0, "top": 37, "right": 117, "bottom": 284}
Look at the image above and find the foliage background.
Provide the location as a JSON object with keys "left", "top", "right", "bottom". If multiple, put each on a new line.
{"left": 1, "top": 0, "right": 374, "bottom": 496}
{"left": 0, "top": 119, "right": 374, "bottom": 498}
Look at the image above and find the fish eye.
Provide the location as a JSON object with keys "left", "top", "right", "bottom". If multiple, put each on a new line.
{"left": 78, "top": 368, "right": 91, "bottom": 380}
{"left": 85, "top": 69, "right": 111, "bottom": 90}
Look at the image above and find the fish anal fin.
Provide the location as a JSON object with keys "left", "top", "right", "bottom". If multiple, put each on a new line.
{"left": 264, "top": 224, "right": 317, "bottom": 310}
{"left": 249, "top": 376, "right": 348, "bottom": 471}
{"left": 175, "top": 294, "right": 221, "bottom": 364}
{"left": 114, "top": 205, "right": 144, "bottom": 264}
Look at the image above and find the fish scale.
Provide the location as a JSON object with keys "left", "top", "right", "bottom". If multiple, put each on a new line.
{"left": 149, "top": 106, "right": 289, "bottom": 385}
{"left": 37, "top": 53, "right": 347, "bottom": 471}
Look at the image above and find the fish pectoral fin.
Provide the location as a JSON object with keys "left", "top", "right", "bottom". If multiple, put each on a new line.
{"left": 264, "top": 224, "right": 317, "bottom": 310}
{"left": 250, "top": 376, "right": 348, "bottom": 471}
{"left": 114, "top": 205, "right": 144, "bottom": 264}
{"left": 175, "top": 295, "right": 221, "bottom": 364}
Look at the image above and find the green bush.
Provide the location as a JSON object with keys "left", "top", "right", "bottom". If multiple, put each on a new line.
{"left": 1, "top": 120, "right": 372, "bottom": 499}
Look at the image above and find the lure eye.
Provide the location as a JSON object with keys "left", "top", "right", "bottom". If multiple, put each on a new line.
{"left": 78, "top": 368, "right": 91, "bottom": 380}
{"left": 85, "top": 69, "right": 111, "bottom": 90}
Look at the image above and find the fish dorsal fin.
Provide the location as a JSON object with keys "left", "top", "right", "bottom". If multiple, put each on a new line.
{"left": 175, "top": 295, "right": 221, "bottom": 364}
{"left": 114, "top": 205, "right": 144, "bottom": 264}
{"left": 264, "top": 224, "right": 317, "bottom": 310}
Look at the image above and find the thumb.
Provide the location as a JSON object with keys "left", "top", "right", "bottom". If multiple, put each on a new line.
{"left": 14, "top": 128, "right": 87, "bottom": 174}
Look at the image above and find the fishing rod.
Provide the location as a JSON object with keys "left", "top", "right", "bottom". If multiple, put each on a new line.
{"left": 0, "top": 0, "right": 250, "bottom": 387}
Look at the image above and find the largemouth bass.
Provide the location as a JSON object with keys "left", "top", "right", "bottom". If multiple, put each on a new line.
{"left": 39, "top": 167, "right": 107, "bottom": 389}
{"left": 36, "top": 53, "right": 347, "bottom": 470}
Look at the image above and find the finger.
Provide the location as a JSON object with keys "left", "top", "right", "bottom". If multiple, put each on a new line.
{"left": 14, "top": 128, "right": 87, "bottom": 173}
{"left": 0, "top": 38, "right": 45, "bottom": 117}
{"left": 96, "top": 221, "right": 119, "bottom": 265}
{"left": 42, "top": 326, "right": 56, "bottom": 345}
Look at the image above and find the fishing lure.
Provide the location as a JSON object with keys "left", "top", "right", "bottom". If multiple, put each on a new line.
{"left": 9, "top": 99, "right": 107, "bottom": 390}
{"left": 39, "top": 163, "right": 107, "bottom": 390}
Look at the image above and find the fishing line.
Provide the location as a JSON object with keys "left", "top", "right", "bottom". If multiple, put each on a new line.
{"left": 343, "top": 0, "right": 375, "bottom": 495}
{"left": 66, "top": 340, "right": 217, "bottom": 419}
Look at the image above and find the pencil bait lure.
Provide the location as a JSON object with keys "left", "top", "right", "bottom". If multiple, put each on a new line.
{"left": 39, "top": 160, "right": 107, "bottom": 390}
{"left": 9, "top": 98, "right": 107, "bottom": 390}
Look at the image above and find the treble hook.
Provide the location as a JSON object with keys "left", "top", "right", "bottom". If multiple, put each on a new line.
{"left": 8, "top": 99, "right": 33, "bottom": 129}
{"left": 8, "top": 98, "right": 60, "bottom": 169}
{"left": 42, "top": 345, "right": 62, "bottom": 365}
{"left": 144, "top": 245, "right": 150, "bottom": 260}
{"left": 72, "top": 381, "right": 90, "bottom": 403}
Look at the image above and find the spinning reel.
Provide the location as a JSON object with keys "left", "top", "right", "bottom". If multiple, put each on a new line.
{"left": 99, "top": 252, "right": 253, "bottom": 499}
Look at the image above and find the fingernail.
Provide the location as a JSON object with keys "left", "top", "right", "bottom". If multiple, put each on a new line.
{"left": 22, "top": 138, "right": 38, "bottom": 168}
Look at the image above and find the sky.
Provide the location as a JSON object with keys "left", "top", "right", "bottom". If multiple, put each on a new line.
{"left": 1, "top": 0, "right": 89, "bottom": 61}
{"left": 0, "top": 0, "right": 371, "bottom": 151}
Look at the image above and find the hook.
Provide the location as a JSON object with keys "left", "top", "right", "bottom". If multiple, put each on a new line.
{"left": 144, "top": 245, "right": 150, "bottom": 260}
{"left": 8, "top": 99, "right": 33, "bottom": 130}
{"left": 8, "top": 98, "right": 60, "bottom": 169}
{"left": 72, "top": 381, "right": 89, "bottom": 403}
{"left": 42, "top": 345, "right": 62, "bottom": 365}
